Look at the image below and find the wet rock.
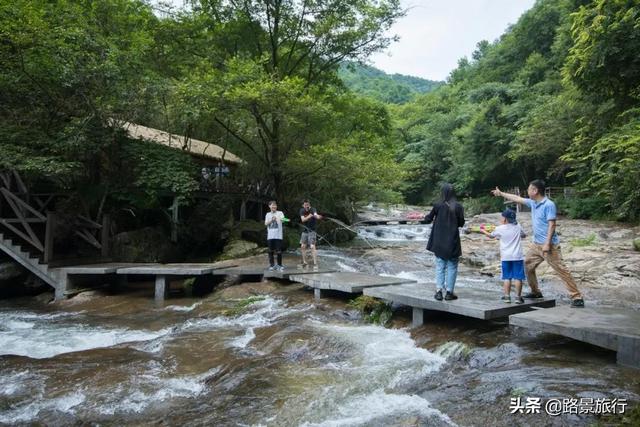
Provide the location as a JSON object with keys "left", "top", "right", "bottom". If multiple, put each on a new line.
{"left": 214, "top": 281, "right": 282, "bottom": 300}
{"left": 434, "top": 341, "right": 472, "bottom": 361}
{"left": 35, "top": 291, "right": 55, "bottom": 304}
{"left": 23, "top": 276, "right": 49, "bottom": 295}
{"left": 0, "top": 263, "right": 49, "bottom": 298}
{"left": 0, "top": 261, "right": 23, "bottom": 281}
{"left": 67, "top": 290, "right": 104, "bottom": 303}
{"left": 468, "top": 343, "right": 523, "bottom": 369}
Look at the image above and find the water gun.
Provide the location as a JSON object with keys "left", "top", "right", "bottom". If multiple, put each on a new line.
{"left": 282, "top": 217, "right": 290, "bottom": 223}
{"left": 470, "top": 223, "right": 496, "bottom": 234}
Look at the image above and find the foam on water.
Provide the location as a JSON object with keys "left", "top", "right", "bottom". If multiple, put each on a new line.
{"left": 229, "top": 327, "right": 256, "bottom": 348}
{"left": 0, "top": 371, "right": 44, "bottom": 397}
{"left": 381, "top": 270, "right": 429, "bottom": 284}
{"left": 136, "top": 297, "right": 307, "bottom": 355}
{"left": 301, "top": 389, "right": 455, "bottom": 427}
{"left": 356, "top": 225, "right": 430, "bottom": 242}
{"left": 317, "top": 323, "right": 445, "bottom": 387}
{"left": 291, "top": 322, "right": 449, "bottom": 426}
{"left": 0, "top": 391, "right": 86, "bottom": 424}
{"left": 0, "top": 364, "right": 221, "bottom": 422}
{"left": 181, "top": 296, "right": 303, "bottom": 332}
{"left": 0, "top": 310, "right": 171, "bottom": 359}
{"left": 165, "top": 302, "right": 203, "bottom": 312}
{"left": 96, "top": 367, "right": 220, "bottom": 415}
{"left": 336, "top": 261, "right": 358, "bottom": 272}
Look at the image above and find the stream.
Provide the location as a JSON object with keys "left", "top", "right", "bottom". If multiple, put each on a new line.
{"left": 0, "top": 223, "right": 638, "bottom": 426}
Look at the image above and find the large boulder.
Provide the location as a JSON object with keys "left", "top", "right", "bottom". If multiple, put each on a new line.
{"left": 633, "top": 238, "right": 640, "bottom": 252}
{"left": 0, "top": 261, "right": 27, "bottom": 298}
{"left": 218, "top": 239, "right": 260, "bottom": 260}
{"left": 111, "top": 226, "right": 181, "bottom": 263}
{"left": 0, "top": 261, "right": 50, "bottom": 298}
{"left": 0, "top": 261, "right": 23, "bottom": 282}
{"left": 232, "top": 220, "right": 268, "bottom": 247}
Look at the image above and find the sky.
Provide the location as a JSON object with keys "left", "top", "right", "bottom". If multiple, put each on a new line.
{"left": 370, "top": 0, "right": 537, "bottom": 81}
{"left": 160, "top": 0, "right": 537, "bottom": 82}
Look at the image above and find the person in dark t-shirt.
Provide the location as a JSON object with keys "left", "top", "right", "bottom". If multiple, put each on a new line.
{"left": 299, "top": 200, "right": 322, "bottom": 269}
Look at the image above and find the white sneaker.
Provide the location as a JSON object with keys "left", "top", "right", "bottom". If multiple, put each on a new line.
{"left": 277, "top": 265, "right": 285, "bottom": 272}
{"left": 312, "top": 265, "right": 319, "bottom": 271}
{"left": 268, "top": 266, "right": 276, "bottom": 271}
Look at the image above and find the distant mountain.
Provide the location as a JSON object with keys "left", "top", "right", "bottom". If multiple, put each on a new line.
{"left": 339, "top": 62, "right": 444, "bottom": 104}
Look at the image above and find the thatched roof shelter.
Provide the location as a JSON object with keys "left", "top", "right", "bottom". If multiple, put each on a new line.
{"left": 117, "top": 121, "right": 243, "bottom": 165}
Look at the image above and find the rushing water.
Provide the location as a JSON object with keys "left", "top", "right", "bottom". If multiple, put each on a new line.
{"left": 1, "top": 225, "right": 639, "bottom": 426}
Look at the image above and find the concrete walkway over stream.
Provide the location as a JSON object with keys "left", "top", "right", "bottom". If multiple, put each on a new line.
{"left": 47, "top": 261, "right": 639, "bottom": 369}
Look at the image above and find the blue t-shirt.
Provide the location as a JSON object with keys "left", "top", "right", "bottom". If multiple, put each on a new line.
{"left": 524, "top": 197, "right": 559, "bottom": 245}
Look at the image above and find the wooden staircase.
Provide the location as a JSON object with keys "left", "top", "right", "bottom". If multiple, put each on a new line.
{"left": 0, "top": 231, "right": 63, "bottom": 295}
{"left": 0, "top": 170, "right": 110, "bottom": 299}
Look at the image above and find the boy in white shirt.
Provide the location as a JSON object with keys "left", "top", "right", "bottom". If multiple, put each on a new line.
{"left": 481, "top": 209, "right": 527, "bottom": 303}
{"left": 264, "top": 200, "right": 285, "bottom": 271}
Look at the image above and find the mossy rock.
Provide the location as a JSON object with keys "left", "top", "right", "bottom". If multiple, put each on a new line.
{"left": 111, "top": 226, "right": 181, "bottom": 262}
{"left": 218, "top": 239, "right": 260, "bottom": 261}
{"left": 232, "top": 219, "right": 299, "bottom": 250}
{"left": 231, "top": 220, "right": 268, "bottom": 247}
{"left": 633, "top": 238, "right": 640, "bottom": 252}
{"left": 348, "top": 295, "right": 392, "bottom": 326}
{"left": 223, "top": 296, "right": 266, "bottom": 316}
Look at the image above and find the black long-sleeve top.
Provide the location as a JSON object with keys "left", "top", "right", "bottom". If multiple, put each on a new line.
{"left": 424, "top": 201, "right": 465, "bottom": 260}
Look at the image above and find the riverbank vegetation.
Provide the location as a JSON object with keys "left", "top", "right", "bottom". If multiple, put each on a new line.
{"left": 391, "top": 0, "right": 640, "bottom": 222}
{"left": 1, "top": 0, "right": 638, "bottom": 247}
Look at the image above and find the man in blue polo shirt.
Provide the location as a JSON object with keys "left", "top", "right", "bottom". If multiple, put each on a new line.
{"left": 491, "top": 179, "right": 584, "bottom": 307}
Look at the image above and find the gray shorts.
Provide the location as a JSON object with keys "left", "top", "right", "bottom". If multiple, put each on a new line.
{"left": 300, "top": 231, "right": 317, "bottom": 246}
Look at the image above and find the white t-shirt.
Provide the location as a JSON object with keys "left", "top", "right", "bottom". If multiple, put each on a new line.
{"left": 490, "top": 223, "right": 526, "bottom": 261}
{"left": 265, "top": 211, "right": 284, "bottom": 240}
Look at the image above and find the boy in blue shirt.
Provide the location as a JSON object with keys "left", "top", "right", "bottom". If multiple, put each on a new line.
{"left": 491, "top": 179, "right": 584, "bottom": 307}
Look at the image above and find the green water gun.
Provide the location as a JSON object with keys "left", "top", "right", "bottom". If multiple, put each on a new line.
{"left": 470, "top": 223, "right": 496, "bottom": 233}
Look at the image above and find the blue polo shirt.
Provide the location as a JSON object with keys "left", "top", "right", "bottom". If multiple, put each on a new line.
{"left": 524, "top": 197, "right": 559, "bottom": 245}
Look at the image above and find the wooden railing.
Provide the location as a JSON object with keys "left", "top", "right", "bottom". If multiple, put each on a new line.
{"left": 0, "top": 170, "right": 109, "bottom": 262}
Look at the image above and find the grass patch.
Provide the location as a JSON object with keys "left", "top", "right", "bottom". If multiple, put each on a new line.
{"left": 510, "top": 387, "right": 527, "bottom": 398}
{"left": 223, "top": 295, "right": 266, "bottom": 316}
{"left": 570, "top": 233, "right": 597, "bottom": 247}
{"left": 348, "top": 295, "right": 393, "bottom": 326}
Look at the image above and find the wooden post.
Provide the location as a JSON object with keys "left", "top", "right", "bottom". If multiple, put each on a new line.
{"left": 44, "top": 212, "right": 55, "bottom": 263}
{"left": 101, "top": 214, "right": 110, "bottom": 257}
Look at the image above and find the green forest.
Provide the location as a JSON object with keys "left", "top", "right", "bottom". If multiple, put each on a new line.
{"left": 392, "top": 0, "right": 640, "bottom": 221}
{"left": 1, "top": 0, "right": 639, "bottom": 225}
{"left": 339, "top": 62, "right": 443, "bottom": 104}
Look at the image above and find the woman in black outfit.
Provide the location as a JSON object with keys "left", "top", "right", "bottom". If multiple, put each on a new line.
{"left": 424, "top": 183, "right": 465, "bottom": 301}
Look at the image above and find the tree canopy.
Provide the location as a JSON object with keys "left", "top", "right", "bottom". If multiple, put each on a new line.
{"left": 393, "top": 0, "right": 640, "bottom": 221}
{"left": 1, "top": 0, "right": 638, "bottom": 223}
{"left": 0, "top": 0, "right": 405, "bottom": 219}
